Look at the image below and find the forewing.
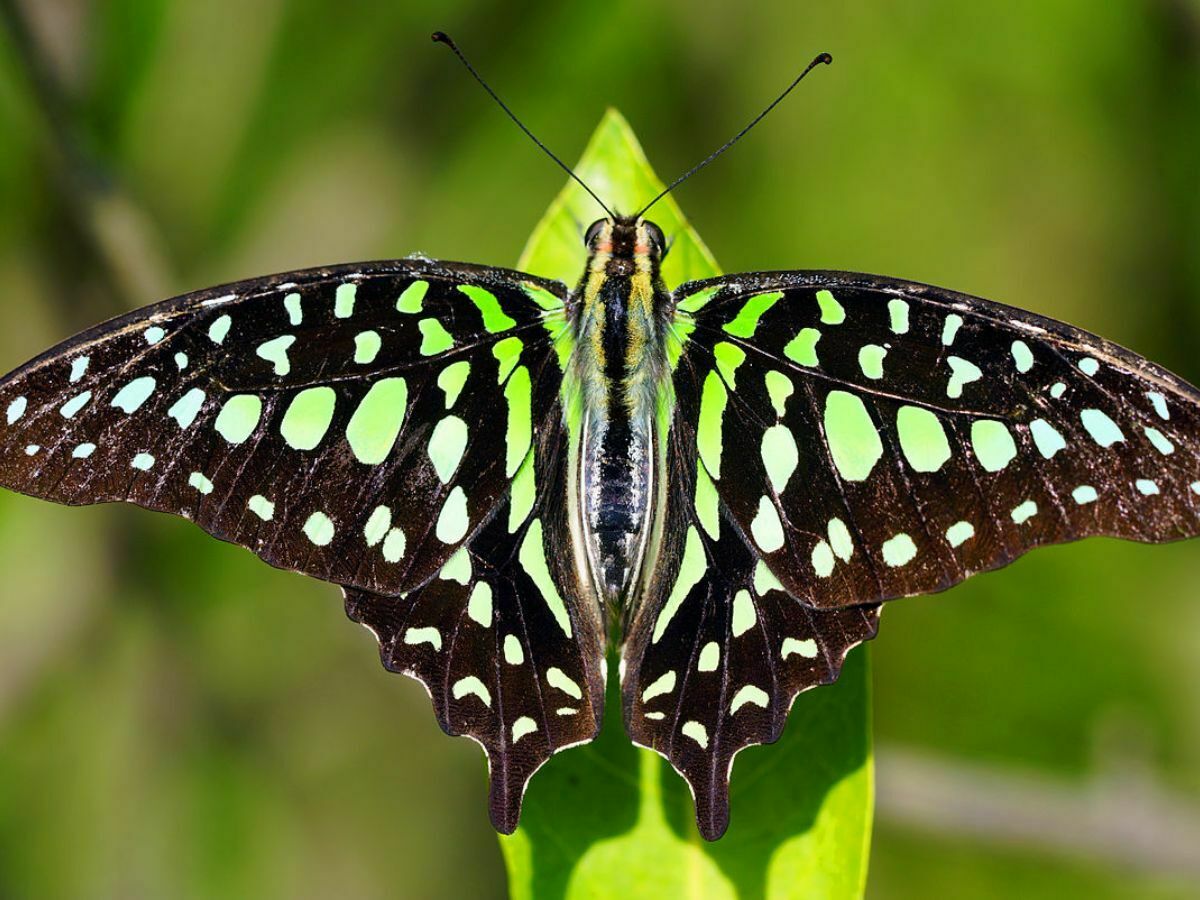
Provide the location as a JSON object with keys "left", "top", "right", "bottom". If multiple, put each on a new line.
{"left": 673, "top": 270, "right": 1200, "bottom": 610}
{"left": 0, "top": 260, "right": 565, "bottom": 596}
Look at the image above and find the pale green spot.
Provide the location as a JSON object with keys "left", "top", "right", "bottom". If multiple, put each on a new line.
{"left": 459, "top": 284, "right": 516, "bottom": 332}
{"left": 816, "top": 289, "right": 845, "bottom": 324}
{"left": 504, "top": 634, "right": 525, "bottom": 665}
{"left": 503, "top": 366, "right": 532, "bottom": 478}
{"left": 946, "top": 521, "right": 974, "bottom": 547}
{"left": 1081, "top": 409, "right": 1124, "bottom": 447}
{"left": 248, "top": 495, "right": 274, "bottom": 521}
{"left": 713, "top": 341, "right": 746, "bottom": 388}
{"left": 303, "top": 511, "right": 335, "bottom": 546}
{"left": 896, "top": 405, "right": 951, "bottom": 473}
{"left": 824, "top": 390, "right": 883, "bottom": 482}
{"left": 435, "top": 487, "right": 469, "bottom": 544}
{"left": 547, "top": 667, "right": 582, "bottom": 700}
{"left": 1144, "top": 427, "right": 1174, "bottom": 455}
{"left": 214, "top": 394, "right": 262, "bottom": 444}
{"left": 761, "top": 424, "right": 798, "bottom": 494}
{"left": 1011, "top": 340, "right": 1034, "bottom": 373}
{"left": 946, "top": 356, "right": 982, "bottom": 399}
{"left": 208, "top": 314, "right": 232, "bottom": 344}
{"left": 382, "top": 528, "right": 406, "bottom": 563}
{"left": 519, "top": 519, "right": 572, "bottom": 636}
{"left": 492, "top": 336, "right": 524, "bottom": 383}
{"left": 753, "top": 560, "right": 784, "bottom": 597}
{"left": 428, "top": 416, "right": 468, "bottom": 483}
{"left": 467, "top": 583, "right": 493, "bottom": 626}
{"left": 418, "top": 318, "right": 453, "bottom": 356}
{"left": 174, "top": 353, "right": 188, "bottom": 370}
{"left": 452, "top": 676, "right": 491, "bottom": 707}
{"left": 697, "top": 372, "right": 728, "bottom": 479}
{"left": 437, "top": 361, "right": 470, "bottom": 408}
{"left": 677, "top": 285, "right": 721, "bottom": 313}
{"left": 363, "top": 506, "right": 391, "bottom": 546}
{"left": 439, "top": 547, "right": 471, "bottom": 584}
{"left": 396, "top": 280, "right": 428, "bottom": 313}
{"left": 60, "top": 391, "right": 92, "bottom": 418}
{"left": 971, "top": 420, "right": 1017, "bottom": 472}
{"left": 811, "top": 541, "right": 834, "bottom": 578}
{"left": 72, "top": 443, "right": 96, "bottom": 459}
{"left": 693, "top": 464, "right": 721, "bottom": 539}
{"left": 828, "top": 518, "right": 854, "bottom": 561}
{"left": 521, "top": 282, "right": 563, "bottom": 310}
{"left": 722, "top": 291, "right": 782, "bottom": 338}
{"left": 1011, "top": 500, "right": 1037, "bottom": 523}
{"left": 942, "top": 314, "right": 963, "bottom": 346}
{"left": 782, "top": 638, "right": 818, "bottom": 660}
{"left": 1078, "top": 357, "right": 1099, "bottom": 376}
{"left": 697, "top": 642, "right": 719, "bottom": 673}
{"left": 888, "top": 298, "right": 910, "bottom": 334}
{"left": 131, "top": 453, "right": 155, "bottom": 471}
{"left": 188, "top": 472, "right": 213, "bottom": 495}
{"left": 70, "top": 357, "right": 89, "bottom": 382}
{"left": 6, "top": 396, "right": 26, "bottom": 424}
{"left": 642, "top": 670, "right": 676, "bottom": 702}
{"left": 1029, "top": 419, "right": 1066, "bottom": 458}
{"left": 764, "top": 370, "right": 793, "bottom": 418}
{"left": 347, "top": 378, "right": 408, "bottom": 464}
{"left": 1050, "top": 382, "right": 1067, "bottom": 399}
{"left": 1073, "top": 485, "right": 1098, "bottom": 504}
{"left": 858, "top": 344, "right": 887, "bottom": 380}
{"left": 783, "top": 327, "right": 821, "bottom": 367}
{"left": 353, "top": 330, "right": 381, "bottom": 364}
{"left": 732, "top": 589, "right": 758, "bottom": 637}
{"left": 1136, "top": 479, "right": 1159, "bottom": 496}
{"left": 405, "top": 627, "right": 441, "bottom": 651}
{"left": 1147, "top": 391, "right": 1169, "bottom": 420}
{"left": 751, "top": 496, "right": 785, "bottom": 552}
{"left": 508, "top": 453, "right": 536, "bottom": 533}
{"left": 284, "top": 292, "right": 302, "bottom": 325}
{"left": 653, "top": 527, "right": 705, "bottom": 642}
{"left": 334, "top": 283, "right": 357, "bottom": 318}
{"left": 257, "top": 335, "right": 295, "bottom": 376}
{"left": 281, "top": 386, "right": 337, "bottom": 451}
{"left": 882, "top": 533, "right": 917, "bottom": 567}
{"left": 512, "top": 717, "right": 538, "bottom": 744}
{"left": 111, "top": 378, "right": 156, "bottom": 414}
{"left": 730, "top": 684, "right": 769, "bottom": 714}
{"left": 144, "top": 326, "right": 165, "bottom": 345}
{"left": 681, "top": 721, "right": 708, "bottom": 749}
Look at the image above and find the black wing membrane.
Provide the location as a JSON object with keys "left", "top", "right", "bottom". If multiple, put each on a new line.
{"left": 0, "top": 259, "right": 606, "bottom": 830}
{"left": 625, "top": 269, "right": 1200, "bottom": 839}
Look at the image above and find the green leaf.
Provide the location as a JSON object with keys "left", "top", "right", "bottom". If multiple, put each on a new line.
{"left": 504, "top": 109, "right": 873, "bottom": 900}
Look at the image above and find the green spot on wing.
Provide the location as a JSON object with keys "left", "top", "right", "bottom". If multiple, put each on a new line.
{"left": 396, "top": 280, "right": 428, "bottom": 313}
{"left": 722, "top": 291, "right": 782, "bottom": 338}
{"left": 518, "top": 520, "right": 572, "bottom": 637}
{"left": 280, "top": 387, "right": 336, "bottom": 451}
{"left": 418, "top": 319, "right": 454, "bottom": 356}
{"left": 459, "top": 284, "right": 517, "bottom": 332}
{"left": 214, "top": 394, "right": 262, "bottom": 445}
{"left": 346, "top": 378, "right": 407, "bottom": 464}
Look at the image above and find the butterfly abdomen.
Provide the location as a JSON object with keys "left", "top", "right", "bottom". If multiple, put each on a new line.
{"left": 572, "top": 219, "right": 671, "bottom": 611}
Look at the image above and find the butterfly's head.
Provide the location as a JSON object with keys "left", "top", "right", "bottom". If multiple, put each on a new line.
{"left": 583, "top": 216, "right": 667, "bottom": 276}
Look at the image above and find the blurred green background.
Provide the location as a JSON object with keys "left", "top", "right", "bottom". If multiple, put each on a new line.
{"left": 0, "top": 1, "right": 1198, "bottom": 897}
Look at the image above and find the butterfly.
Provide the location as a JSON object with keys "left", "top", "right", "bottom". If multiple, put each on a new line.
{"left": 3, "top": 36, "right": 1199, "bottom": 842}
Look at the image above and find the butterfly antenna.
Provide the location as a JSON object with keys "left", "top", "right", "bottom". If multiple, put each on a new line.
{"left": 433, "top": 31, "right": 614, "bottom": 218}
{"left": 636, "top": 52, "right": 832, "bottom": 219}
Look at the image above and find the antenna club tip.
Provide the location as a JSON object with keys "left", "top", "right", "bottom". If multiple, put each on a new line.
{"left": 817, "top": 51, "right": 833, "bottom": 65}
{"left": 431, "top": 31, "right": 452, "bottom": 45}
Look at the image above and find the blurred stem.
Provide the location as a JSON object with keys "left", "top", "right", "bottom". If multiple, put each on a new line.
{"left": 0, "top": 0, "right": 174, "bottom": 308}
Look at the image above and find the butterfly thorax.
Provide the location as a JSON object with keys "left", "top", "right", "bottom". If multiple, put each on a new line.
{"left": 568, "top": 218, "right": 670, "bottom": 615}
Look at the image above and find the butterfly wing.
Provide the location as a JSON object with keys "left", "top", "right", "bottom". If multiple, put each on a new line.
{"left": 624, "top": 269, "right": 1200, "bottom": 839}
{"left": 0, "top": 259, "right": 605, "bottom": 831}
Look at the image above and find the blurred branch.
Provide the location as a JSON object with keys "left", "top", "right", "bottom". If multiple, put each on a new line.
{"left": 0, "top": 0, "right": 174, "bottom": 306}
{"left": 877, "top": 743, "right": 1200, "bottom": 879}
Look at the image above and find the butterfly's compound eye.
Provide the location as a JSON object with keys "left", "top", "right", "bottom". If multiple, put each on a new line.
{"left": 643, "top": 221, "right": 667, "bottom": 255}
{"left": 584, "top": 219, "right": 607, "bottom": 248}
